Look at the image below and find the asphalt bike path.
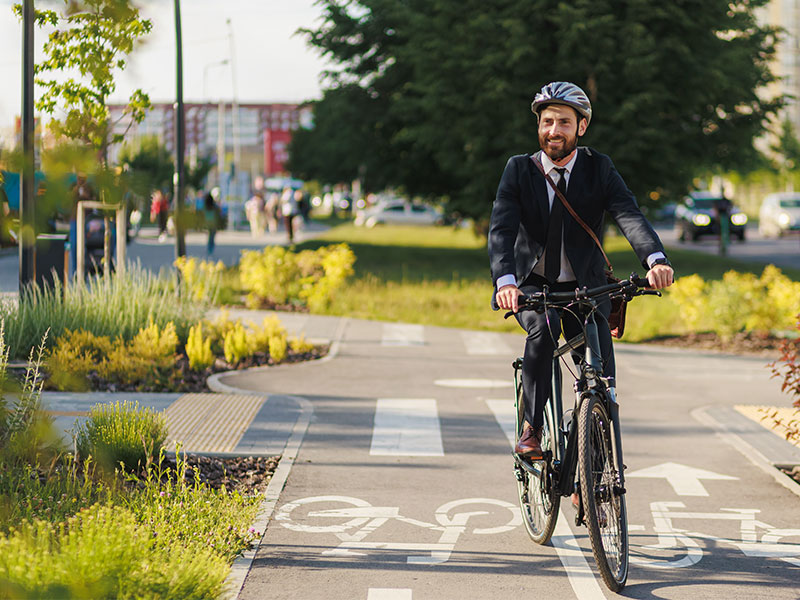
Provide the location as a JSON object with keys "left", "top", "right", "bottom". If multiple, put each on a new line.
{"left": 218, "top": 314, "right": 800, "bottom": 600}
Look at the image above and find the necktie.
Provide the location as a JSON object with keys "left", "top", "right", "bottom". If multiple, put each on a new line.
{"left": 544, "top": 168, "right": 567, "bottom": 284}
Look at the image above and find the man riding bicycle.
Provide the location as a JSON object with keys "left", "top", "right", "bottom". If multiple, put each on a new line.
{"left": 488, "top": 81, "right": 674, "bottom": 459}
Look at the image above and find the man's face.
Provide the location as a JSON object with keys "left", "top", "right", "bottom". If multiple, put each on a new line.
{"left": 537, "top": 104, "right": 587, "bottom": 162}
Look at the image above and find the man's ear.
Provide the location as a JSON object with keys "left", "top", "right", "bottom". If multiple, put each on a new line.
{"left": 578, "top": 118, "right": 588, "bottom": 137}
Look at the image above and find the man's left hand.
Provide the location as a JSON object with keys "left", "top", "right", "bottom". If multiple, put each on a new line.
{"left": 646, "top": 264, "right": 674, "bottom": 290}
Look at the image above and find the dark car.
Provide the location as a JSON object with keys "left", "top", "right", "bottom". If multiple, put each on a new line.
{"left": 674, "top": 191, "right": 748, "bottom": 242}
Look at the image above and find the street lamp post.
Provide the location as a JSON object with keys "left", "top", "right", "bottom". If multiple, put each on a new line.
{"left": 173, "top": 0, "right": 186, "bottom": 259}
{"left": 19, "top": 0, "right": 35, "bottom": 293}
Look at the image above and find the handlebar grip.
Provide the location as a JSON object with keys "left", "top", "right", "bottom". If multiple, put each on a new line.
{"left": 631, "top": 274, "right": 651, "bottom": 289}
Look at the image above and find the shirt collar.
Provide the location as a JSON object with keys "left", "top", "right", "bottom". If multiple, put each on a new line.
{"left": 540, "top": 149, "right": 578, "bottom": 177}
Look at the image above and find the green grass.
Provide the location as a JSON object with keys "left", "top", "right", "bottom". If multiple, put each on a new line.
{"left": 288, "top": 223, "right": 800, "bottom": 341}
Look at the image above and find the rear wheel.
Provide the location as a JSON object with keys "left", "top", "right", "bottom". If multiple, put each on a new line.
{"left": 516, "top": 385, "right": 560, "bottom": 544}
{"left": 577, "top": 394, "right": 628, "bottom": 591}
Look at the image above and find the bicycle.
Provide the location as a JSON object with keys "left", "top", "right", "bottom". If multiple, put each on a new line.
{"left": 508, "top": 274, "right": 660, "bottom": 592}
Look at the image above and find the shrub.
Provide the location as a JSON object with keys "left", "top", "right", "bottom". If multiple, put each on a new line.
{"left": 223, "top": 321, "right": 255, "bottom": 365}
{"left": 174, "top": 256, "right": 225, "bottom": 305}
{"left": 240, "top": 243, "right": 355, "bottom": 310}
{"left": 289, "top": 334, "right": 315, "bottom": 354}
{"left": 0, "top": 503, "right": 231, "bottom": 599}
{"left": 74, "top": 400, "right": 168, "bottom": 473}
{"left": 186, "top": 323, "right": 214, "bottom": 370}
{"left": 669, "top": 266, "right": 800, "bottom": 340}
{"left": 0, "top": 264, "right": 203, "bottom": 359}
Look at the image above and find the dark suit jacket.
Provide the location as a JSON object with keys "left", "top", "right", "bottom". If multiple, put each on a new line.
{"left": 488, "top": 147, "right": 665, "bottom": 305}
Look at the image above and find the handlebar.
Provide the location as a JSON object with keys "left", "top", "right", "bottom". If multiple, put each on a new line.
{"left": 503, "top": 273, "right": 661, "bottom": 319}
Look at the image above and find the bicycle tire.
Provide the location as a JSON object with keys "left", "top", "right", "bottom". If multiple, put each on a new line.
{"left": 577, "top": 393, "right": 629, "bottom": 591}
{"left": 516, "top": 385, "right": 560, "bottom": 544}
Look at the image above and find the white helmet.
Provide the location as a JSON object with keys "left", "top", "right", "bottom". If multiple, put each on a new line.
{"left": 531, "top": 81, "right": 592, "bottom": 125}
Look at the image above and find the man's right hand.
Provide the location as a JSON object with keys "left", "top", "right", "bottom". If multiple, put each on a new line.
{"left": 496, "top": 284, "right": 524, "bottom": 312}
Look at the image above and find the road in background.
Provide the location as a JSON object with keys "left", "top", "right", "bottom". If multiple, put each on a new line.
{"left": 655, "top": 224, "right": 799, "bottom": 271}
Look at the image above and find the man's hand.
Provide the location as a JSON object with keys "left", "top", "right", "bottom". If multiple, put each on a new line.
{"left": 497, "top": 284, "right": 524, "bottom": 312}
{"left": 646, "top": 264, "right": 674, "bottom": 290}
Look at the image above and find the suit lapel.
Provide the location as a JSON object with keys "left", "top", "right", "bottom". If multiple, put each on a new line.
{"left": 530, "top": 151, "right": 550, "bottom": 225}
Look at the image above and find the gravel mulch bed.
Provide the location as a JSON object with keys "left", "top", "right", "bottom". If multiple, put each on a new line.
{"left": 639, "top": 332, "right": 791, "bottom": 358}
{"left": 159, "top": 454, "right": 280, "bottom": 495}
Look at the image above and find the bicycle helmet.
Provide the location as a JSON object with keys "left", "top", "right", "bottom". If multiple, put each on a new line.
{"left": 531, "top": 81, "right": 592, "bottom": 125}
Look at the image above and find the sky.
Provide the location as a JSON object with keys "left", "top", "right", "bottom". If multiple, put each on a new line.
{"left": 0, "top": 0, "right": 330, "bottom": 129}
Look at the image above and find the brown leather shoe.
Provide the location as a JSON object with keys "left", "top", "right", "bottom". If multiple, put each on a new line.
{"left": 515, "top": 425, "right": 543, "bottom": 458}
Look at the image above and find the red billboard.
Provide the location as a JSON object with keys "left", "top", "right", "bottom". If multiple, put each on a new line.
{"left": 264, "top": 129, "right": 291, "bottom": 175}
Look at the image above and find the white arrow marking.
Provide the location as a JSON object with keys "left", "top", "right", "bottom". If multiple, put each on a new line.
{"left": 627, "top": 462, "right": 738, "bottom": 496}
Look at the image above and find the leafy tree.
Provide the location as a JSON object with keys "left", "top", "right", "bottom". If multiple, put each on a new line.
{"left": 118, "top": 136, "right": 173, "bottom": 198}
{"left": 295, "top": 0, "right": 783, "bottom": 226}
{"left": 15, "top": 0, "right": 152, "bottom": 160}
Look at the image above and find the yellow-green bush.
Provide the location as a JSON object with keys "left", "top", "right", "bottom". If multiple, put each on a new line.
{"left": 47, "top": 323, "right": 180, "bottom": 391}
{"left": 174, "top": 256, "right": 225, "bottom": 304}
{"left": 289, "top": 334, "right": 315, "bottom": 354}
{"left": 186, "top": 323, "right": 214, "bottom": 370}
{"left": 223, "top": 322, "right": 255, "bottom": 365}
{"left": 669, "top": 266, "right": 800, "bottom": 340}
{"left": 239, "top": 243, "right": 355, "bottom": 310}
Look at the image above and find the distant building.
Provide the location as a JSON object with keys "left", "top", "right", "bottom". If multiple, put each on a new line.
{"left": 106, "top": 101, "right": 312, "bottom": 182}
{"left": 758, "top": 2, "right": 800, "bottom": 136}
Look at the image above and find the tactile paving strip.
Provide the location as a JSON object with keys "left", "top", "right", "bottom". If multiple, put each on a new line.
{"left": 164, "top": 393, "right": 266, "bottom": 453}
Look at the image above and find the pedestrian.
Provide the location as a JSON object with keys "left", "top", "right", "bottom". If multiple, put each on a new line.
{"left": 203, "top": 191, "right": 221, "bottom": 256}
{"left": 245, "top": 190, "right": 266, "bottom": 237}
{"left": 150, "top": 189, "right": 169, "bottom": 242}
{"left": 281, "top": 187, "right": 300, "bottom": 243}
{"left": 488, "top": 81, "right": 675, "bottom": 461}
{"left": 265, "top": 192, "right": 280, "bottom": 233}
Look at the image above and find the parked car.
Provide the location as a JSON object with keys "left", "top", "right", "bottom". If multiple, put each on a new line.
{"left": 758, "top": 192, "right": 800, "bottom": 238}
{"left": 674, "top": 191, "right": 748, "bottom": 242}
{"left": 354, "top": 199, "right": 442, "bottom": 228}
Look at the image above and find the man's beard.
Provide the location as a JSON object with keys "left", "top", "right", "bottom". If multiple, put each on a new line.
{"left": 539, "top": 131, "right": 578, "bottom": 161}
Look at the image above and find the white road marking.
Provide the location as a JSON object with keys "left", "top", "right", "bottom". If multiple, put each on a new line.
{"left": 434, "top": 378, "right": 513, "bottom": 388}
{"left": 382, "top": 323, "right": 425, "bottom": 346}
{"left": 371, "top": 399, "right": 444, "bottom": 456}
{"left": 486, "top": 399, "right": 516, "bottom": 447}
{"left": 368, "top": 589, "right": 412, "bottom": 600}
{"left": 627, "top": 462, "right": 738, "bottom": 496}
{"left": 487, "top": 399, "right": 606, "bottom": 598}
{"left": 461, "top": 331, "right": 511, "bottom": 355}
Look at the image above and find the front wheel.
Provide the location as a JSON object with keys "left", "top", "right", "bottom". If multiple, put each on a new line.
{"left": 577, "top": 394, "right": 629, "bottom": 591}
{"left": 516, "top": 385, "right": 560, "bottom": 544}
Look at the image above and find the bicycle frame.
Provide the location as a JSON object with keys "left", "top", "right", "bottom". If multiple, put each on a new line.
{"left": 514, "top": 303, "right": 626, "bottom": 501}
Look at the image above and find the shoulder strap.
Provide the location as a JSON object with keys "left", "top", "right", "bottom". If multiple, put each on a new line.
{"left": 530, "top": 154, "right": 613, "bottom": 273}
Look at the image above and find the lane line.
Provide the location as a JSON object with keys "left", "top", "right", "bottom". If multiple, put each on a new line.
{"left": 486, "top": 399, "right": 607, "bottom": 599}
{"left": 382, "top": 323, "right": 425, "bottom": 346}
{"left": 371, "top": 399, "right": 444, "bottom": 456}
{"left": 461, "top": 331, "right": 511, "bottom": 355}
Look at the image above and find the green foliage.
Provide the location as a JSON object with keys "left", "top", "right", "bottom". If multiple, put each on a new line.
{"left": 74, "top": 400, "right": 167, "bottom": 473}
{"left": 186, "top": 323, "right": 214, "bottom": 371}
{"left": 118, "top": 135, "right": 174, "bottom": 196}
{"left": 294, "top": 0, "right": 782, "bottom": 223}
{"left": 19, "top": 0, "right": 152, "bottom": 156}
{"left": 0, "top": 502, "right": 231, "bottom": 599}
{"left": 239, "top": 243, "right": 355, "bottom": 310}
{"left": 0, "top": 264, "right": 203, "bottom": 360}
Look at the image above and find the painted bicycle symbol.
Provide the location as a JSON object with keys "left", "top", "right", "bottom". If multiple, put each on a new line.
{"left": 275, "top": 495, "right": 522, "bottom": 565}
{"left": 631, "top": 501, "right": 800, "bottom": 569}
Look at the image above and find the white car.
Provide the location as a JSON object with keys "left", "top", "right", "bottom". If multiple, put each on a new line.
{"left": 354, "top": 200, "right": 442, "bottom": 228}
{"left": 759, "top": 193, "right": 800, "bottom": 237}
